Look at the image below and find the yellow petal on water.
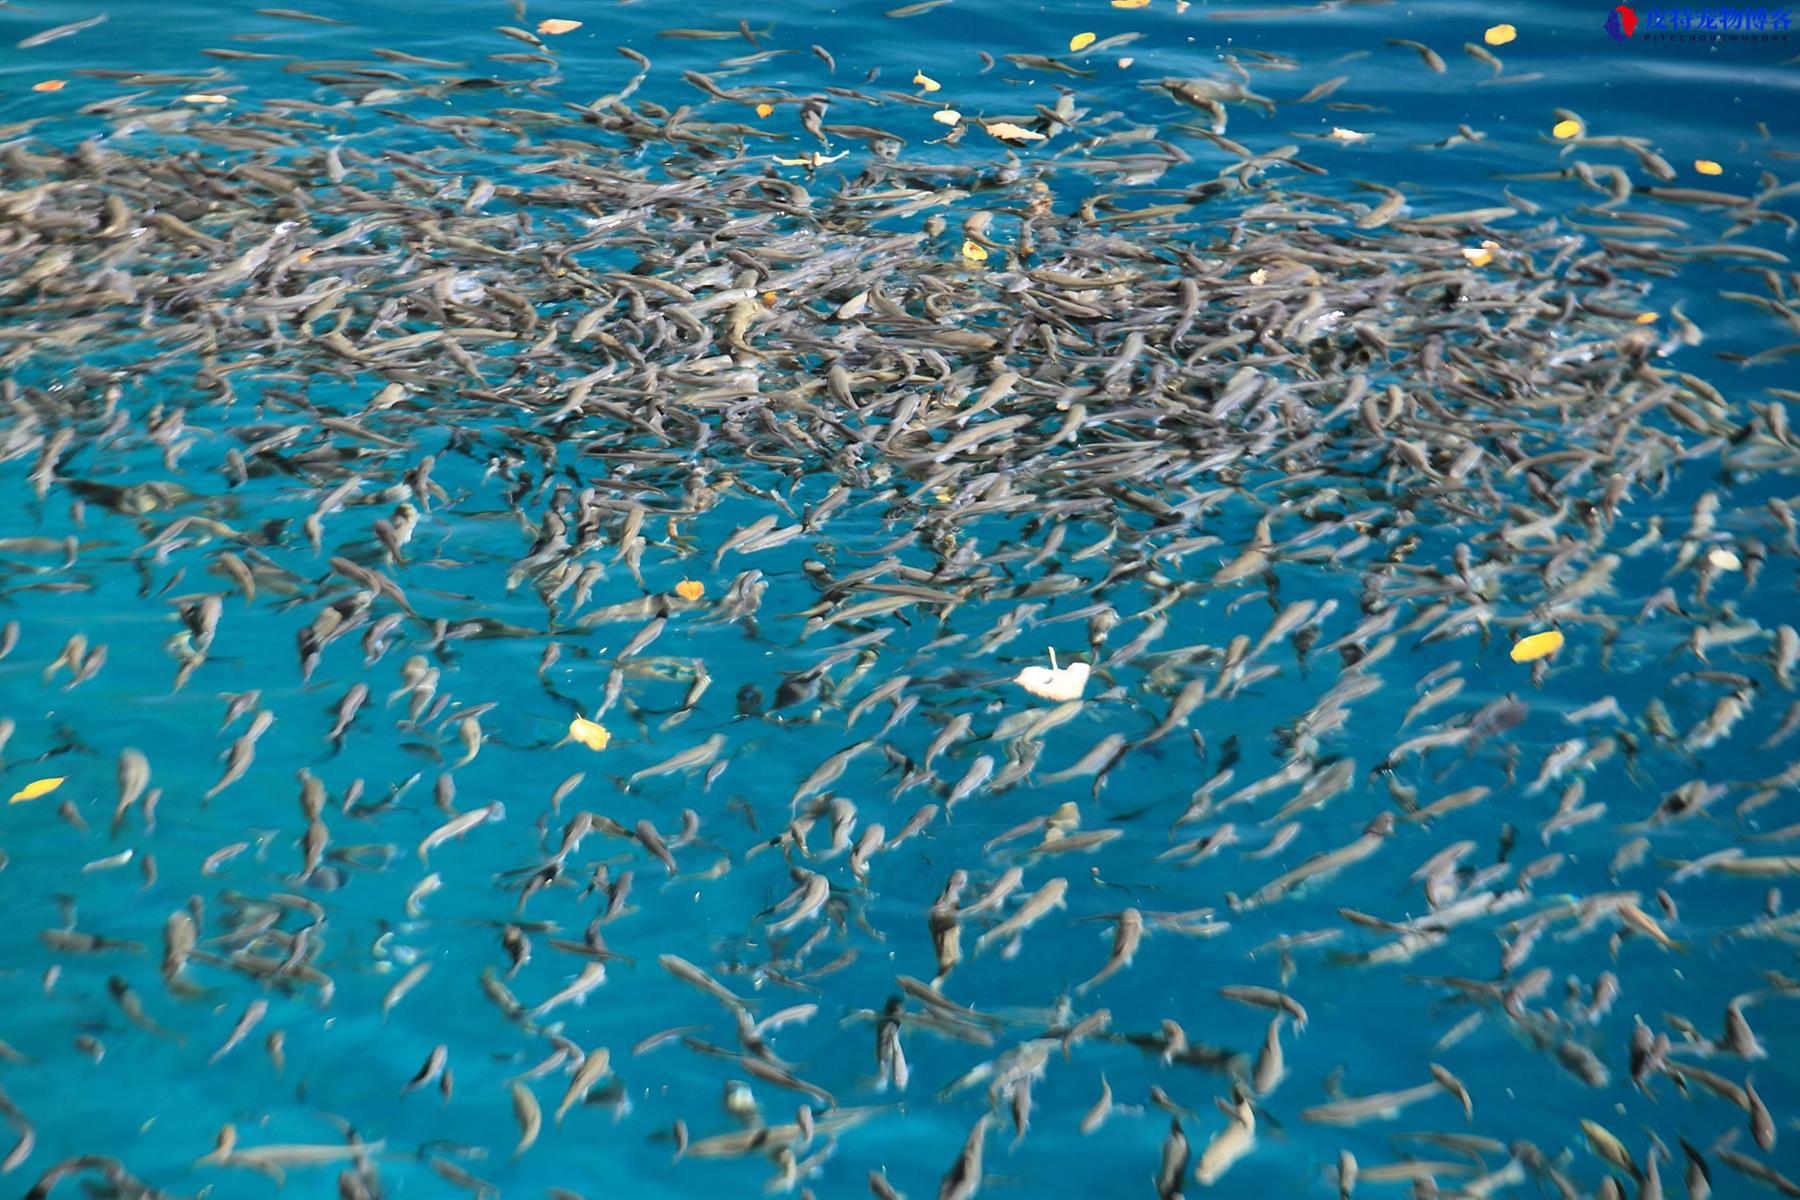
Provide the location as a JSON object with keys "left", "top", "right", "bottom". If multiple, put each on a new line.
{"left": 1694, "top": 159, "right": 1723, "bottom": 175}
{"left": 32, "top": 79, "right": 66, "bottom": 92}
{"left": 960, "top": 239, "right": 988, "bottom": 262}
{"left": 1015, "top": 656, "right": 1091, "bottom": 702}
{"left": 9, "top": 776, "right": 65, "bottom": 804}
{"left": 1509, "top": 630, "right": 1565, "bottom": 663}
{"left": 1635, "top": 311, "right": 1659, "bottom": 324}
{"left": 1112, "top": 0, "right": 1150, "bottom": 8}
{"left": 755, "top": 102, "right": 774, "bottom": 118}
{"left": 568, "top": 716, "right": 611, "bottom": 751}
{"left": 675, "top": 579, "right": 705, "bottom": 601}
{"left": 985, "top": 121, "right": 1046, "bottom": 142}
{"left": 537, "top": 18, "right": 582, "bottom": 34}
{"left": 1070, "top": 31, "right": 1097, "bottom": 51}
{"left": 183, "top": 94, "right": 230, "bottom": 103}
{"left": 1707, "top": 548, "right": 1741, "bottom": 571}
{"left": 932, "top": 108, "right": 961, "bottom": 125}
{"left": 1552, "top": 119, "right": 1581, "bottom": 139}
{"left": 913, "top": 70, "right": 941, "bottom": 92}
{"left": 1484, "top": 23, "right": 1517, "bottom": 45}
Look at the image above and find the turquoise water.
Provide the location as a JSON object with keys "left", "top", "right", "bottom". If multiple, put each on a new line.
{"left": 1, "top": 1, "right": 1798, "bottom": 1198}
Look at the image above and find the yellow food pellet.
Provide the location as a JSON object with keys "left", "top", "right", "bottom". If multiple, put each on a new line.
{"left": 1635, "top": 312, "right": 1659, "bottom": 324}
{"left": 1112, "top": 0, "right": 1150, "bottom": 8}
{"left": 1070, "top": 31, "right": 1097, "bottom": 51}
{"left": 755, "top": 102, "right": 774, "bottom": 118}
{"left": 1462, "top": 247, "right": 1494, "bottom": 267}
{"left": 913, "top": 71, "right": 941, "bottom": 92}
{"left": 675, "top": 579, "right": 705, "bottom": 601}
{"left": 1484, "top": 23, "right": 1517, "bottom": 45}
{"left": 537, "top": 18, "right": 582, "bottom": 34}
{"left": 1694, "top": 159, "right": 1723, "bottom": 175}
{"left": 960, "top": 239, "right": 989, "bottom": 262}
{"left": 32, "top": 79, "right": 66, "bottom": 92}
{"left": 932, "top": 109, "right": 961, "bottom": 125}
{"left": 984, "top": 121, "right": 1046, "bottom": 141}
{"left": 1552, "top": 119, "right": 1581, "bottom": 139}
{"left": 568, "top": 717, "right": 610, "bottom": 751}
{"left": 1510, "top": 630, "right": 1565, "bottom": 663}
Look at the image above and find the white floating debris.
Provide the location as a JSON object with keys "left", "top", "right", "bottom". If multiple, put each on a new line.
{"left": 1015, "top": 649, "right": 1091, "bottom": 701}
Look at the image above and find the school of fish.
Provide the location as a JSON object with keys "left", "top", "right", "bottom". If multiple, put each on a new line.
{"left": 0, "top": 3, "right": 1797, "bottom": 1200}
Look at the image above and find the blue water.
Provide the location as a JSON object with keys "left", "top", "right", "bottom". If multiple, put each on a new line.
{"left": 1, "top": 0, "right": 1798, "bottom": 1197}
